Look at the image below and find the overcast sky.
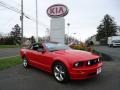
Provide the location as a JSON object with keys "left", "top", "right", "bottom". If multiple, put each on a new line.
{"left": 0, "top": 0, "right": 120, "bottom": 41}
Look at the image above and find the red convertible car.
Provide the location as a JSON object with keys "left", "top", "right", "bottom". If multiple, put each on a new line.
{"left": 20, "top": 42, "right": 103, "bottom": 82}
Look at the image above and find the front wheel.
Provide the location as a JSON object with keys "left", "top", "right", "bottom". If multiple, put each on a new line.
{"left": 53, "top": 62, "right": 69, "bottom": 83}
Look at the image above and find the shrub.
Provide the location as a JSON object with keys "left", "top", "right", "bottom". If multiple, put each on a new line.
{"left": 70, "top": 43, "right": 87, "bottom": 51}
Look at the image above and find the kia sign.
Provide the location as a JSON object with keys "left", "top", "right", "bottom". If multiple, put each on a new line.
{"left": 47, "top": 4, "right": 69, "bottom": 18}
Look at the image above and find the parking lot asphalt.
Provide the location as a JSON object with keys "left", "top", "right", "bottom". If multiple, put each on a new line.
{"left": 94, "top": 46, "right": 120, "bottom": 61}
{"left": 0, "top": 61, "right": 120, "bottom": 90}
{"left": 0, "top": 48, "right": 19, "bottom": 58}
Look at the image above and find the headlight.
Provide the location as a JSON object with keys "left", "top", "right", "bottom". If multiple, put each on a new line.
{"left": 88, "top": 61, "right": 91, "bottom": 65}
{"left": 98, "top": 58, "right": 100, "bottom": 62}
{"left": 98, "top": 57, "right": 102, "bottom": 62}
{"left": 74, "top": 61, "right": 84, "bottom": 67}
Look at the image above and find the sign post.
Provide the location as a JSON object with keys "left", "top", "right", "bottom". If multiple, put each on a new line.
{"left": 47, "top": 4, "right": 69, "bottom": 44}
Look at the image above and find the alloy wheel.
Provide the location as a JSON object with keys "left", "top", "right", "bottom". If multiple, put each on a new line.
{"left": 23, "top": 58, "right": 28, "bottom": 68}
{"left": 53, "top": 63, "right": 68, "bottom": 82}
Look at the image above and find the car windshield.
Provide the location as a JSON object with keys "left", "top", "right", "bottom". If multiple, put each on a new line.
{"left": 44, "top": 42, "right": 70, "bottom": 51}
{"left": 112, "top": 40, "right": 120, "bottom": 43}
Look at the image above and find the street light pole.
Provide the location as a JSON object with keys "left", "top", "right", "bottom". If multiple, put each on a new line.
{"left": 78, "top": 33, "right": 81, "bottom": 43}
{"left": 45, "top": 28, "right": 49, "bottom": 41}
{"left": 36, "top": 0, "right": 38, "bottom": 42}
{"left": 21, "top": 0, "right": 23, "bottom": 45}
{"left": 67, "top": 23, "right": 70, "bottom": 44}
{"left": 73, "top": 33, "right": 76, "bottom": 43}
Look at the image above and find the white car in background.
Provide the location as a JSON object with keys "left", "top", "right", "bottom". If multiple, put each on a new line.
{"left": 108, "top": 36, "right": 120, "bottom": 47}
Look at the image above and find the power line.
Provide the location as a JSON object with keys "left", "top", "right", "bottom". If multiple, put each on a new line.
{"left": 24, "top": 13, "right": 49, "bottom": 28}
{"left": 0, "top": 0, "right": 49, "bottom": 28}
{"left": 0, "top": 1, "right": 20, "bottom": 13}
{"left": 10, "top": 0, "right": 48, "bottom": 27}
{"left": 12, "top": 0, "right": 21, "bottom": 7}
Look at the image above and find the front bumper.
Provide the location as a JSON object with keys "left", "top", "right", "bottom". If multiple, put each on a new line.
{"left": 69, "top": 62, "right": 103, "bottom": 80}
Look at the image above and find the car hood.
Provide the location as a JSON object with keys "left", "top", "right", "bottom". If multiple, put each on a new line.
{"left": 53, "top": 49, "right": 99, "bottom": 62}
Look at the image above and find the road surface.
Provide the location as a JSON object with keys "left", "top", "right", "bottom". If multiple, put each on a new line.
{"left": 0, "top": 46, "right": 120, "bottom": 90}
{"left": 0, "top": 48, "right": 19, "bottom": 58}
{"left": 0, "top": 61, "right": 120, "bottom": 90}
{"left": 94, "top": 46, "right": 120, "bottom": 61}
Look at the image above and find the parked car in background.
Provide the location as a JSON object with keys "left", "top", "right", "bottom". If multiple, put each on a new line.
{"left": 20, "top": 42, "right": 103, "bottom": 82}
{"left": 108, "top": 36, "right": 120, "bottom": 47}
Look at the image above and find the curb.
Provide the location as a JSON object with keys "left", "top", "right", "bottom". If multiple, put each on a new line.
{"left": 92, "top": 50, "right": 113, "bottom": 61}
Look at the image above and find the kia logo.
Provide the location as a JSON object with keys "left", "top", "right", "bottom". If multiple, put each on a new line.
{"left": 47, "top": 4, "right": 69, "bottom": 18}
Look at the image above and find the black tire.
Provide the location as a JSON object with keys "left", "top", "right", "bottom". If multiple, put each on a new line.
{"left": 109, "top": 44, "right": 111, "bottom": 47}
{"left": 22, "top": 57, "right": 30, "bottom": 68}
{"left": 111, "top": 44, "right": 113, "bottom": 47}
{"left": 53, "top": 62, "right": 69, "bottom": 83}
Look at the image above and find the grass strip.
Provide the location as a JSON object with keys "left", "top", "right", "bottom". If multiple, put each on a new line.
{"left": 0, "top": 56, "right": 22, "bottom": 70}
{"left": 0, "top": 45, "right": 19, "bottom": 49}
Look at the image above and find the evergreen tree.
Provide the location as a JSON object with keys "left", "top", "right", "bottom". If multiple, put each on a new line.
{"left": 10, "top": 24, "right": 21, "bottom": 45}
{"left": 96, "top": 14, "right": 117, "bottom": 41}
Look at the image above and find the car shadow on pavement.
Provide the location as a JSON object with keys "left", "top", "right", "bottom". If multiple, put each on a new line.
{"left": 69, "top": 75, "right": 102, "bottom": 84}
{"left": 28, "top": 66, "right": 104, "bottom": 85}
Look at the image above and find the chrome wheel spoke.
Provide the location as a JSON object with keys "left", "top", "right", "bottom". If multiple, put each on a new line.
{"left": 60, "top": 74, "right": 64, "bottom": 80}
{"left": 55, "top": 67, "right": 60, "bottom": 73}
{"left": 55, "top": 72, "right": 59, "bottom": 76}
{"left": 60, "top": 71, "right": 65, "bottom": 74}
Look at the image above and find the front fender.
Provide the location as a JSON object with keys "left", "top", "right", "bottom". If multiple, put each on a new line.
{"left": 51, "top": 56, "right": 71, "bottom": 73}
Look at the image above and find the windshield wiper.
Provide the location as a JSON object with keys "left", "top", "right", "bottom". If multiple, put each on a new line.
{"left": 50, "top": 50, "right": 60, "bottom": 52}
{"left": 50, "top": 49, "right": 66, "bottom": 52}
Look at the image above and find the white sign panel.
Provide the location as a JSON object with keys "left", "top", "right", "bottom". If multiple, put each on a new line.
{"left": 50, "top": 18, "right": 65, "bottom": 44}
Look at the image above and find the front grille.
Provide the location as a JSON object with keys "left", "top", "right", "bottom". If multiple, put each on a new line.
{"left": 87, "top": 58, "right": 99, "bottom": 66}
{"left": 116, "top": 44, "right": 120, "bottom": 45}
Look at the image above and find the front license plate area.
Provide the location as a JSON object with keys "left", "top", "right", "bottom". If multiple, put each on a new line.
{"left": 97, "top": 67, "right": 101, "bottom": 74}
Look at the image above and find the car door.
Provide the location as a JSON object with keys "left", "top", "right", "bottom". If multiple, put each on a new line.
{"left": 27, "top": 43, "right": 53, "bottom": 71}
{"left": 28, "top": 44, "right": 39, "bottom": 67}
{"left": 28, "top": 43, "right": 49, "bottom": 70}
{"left": 35, "top": 44, "right": 53, "bottom": 72}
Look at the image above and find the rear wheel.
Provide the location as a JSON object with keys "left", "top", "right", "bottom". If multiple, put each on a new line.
{"left": 109, "top": 44, "right": 111, "bottom": 47}
{"left": 22, "top": 57, "right": 29, "bottom": 68}
{"left": 53, "top": 62, "right": 69, "bottom": 83}
{"left": 111, "top": 44, "right": 113, "bottom": 47}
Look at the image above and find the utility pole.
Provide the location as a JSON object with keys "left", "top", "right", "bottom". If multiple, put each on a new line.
{"left": 36, "top": 0, "right": 38, "bottom": 42}
{"left": 21, "top": 0, "right": 23, "bottom": 45}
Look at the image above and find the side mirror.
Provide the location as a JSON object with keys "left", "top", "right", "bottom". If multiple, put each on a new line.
{"left": 37, "top": 48, "right": 46, "bottom": 53}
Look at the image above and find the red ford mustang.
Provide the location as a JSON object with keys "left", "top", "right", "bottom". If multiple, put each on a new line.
{"left": 20, "top": 42, "right": 103, "bottom": 82}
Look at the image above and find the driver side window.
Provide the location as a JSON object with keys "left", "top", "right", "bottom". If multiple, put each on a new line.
{"left": 32, "top": 44, "right": 39, "bottom": 50}
{"left": 31, "top": 43, "right": 44, "bottom": 51}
